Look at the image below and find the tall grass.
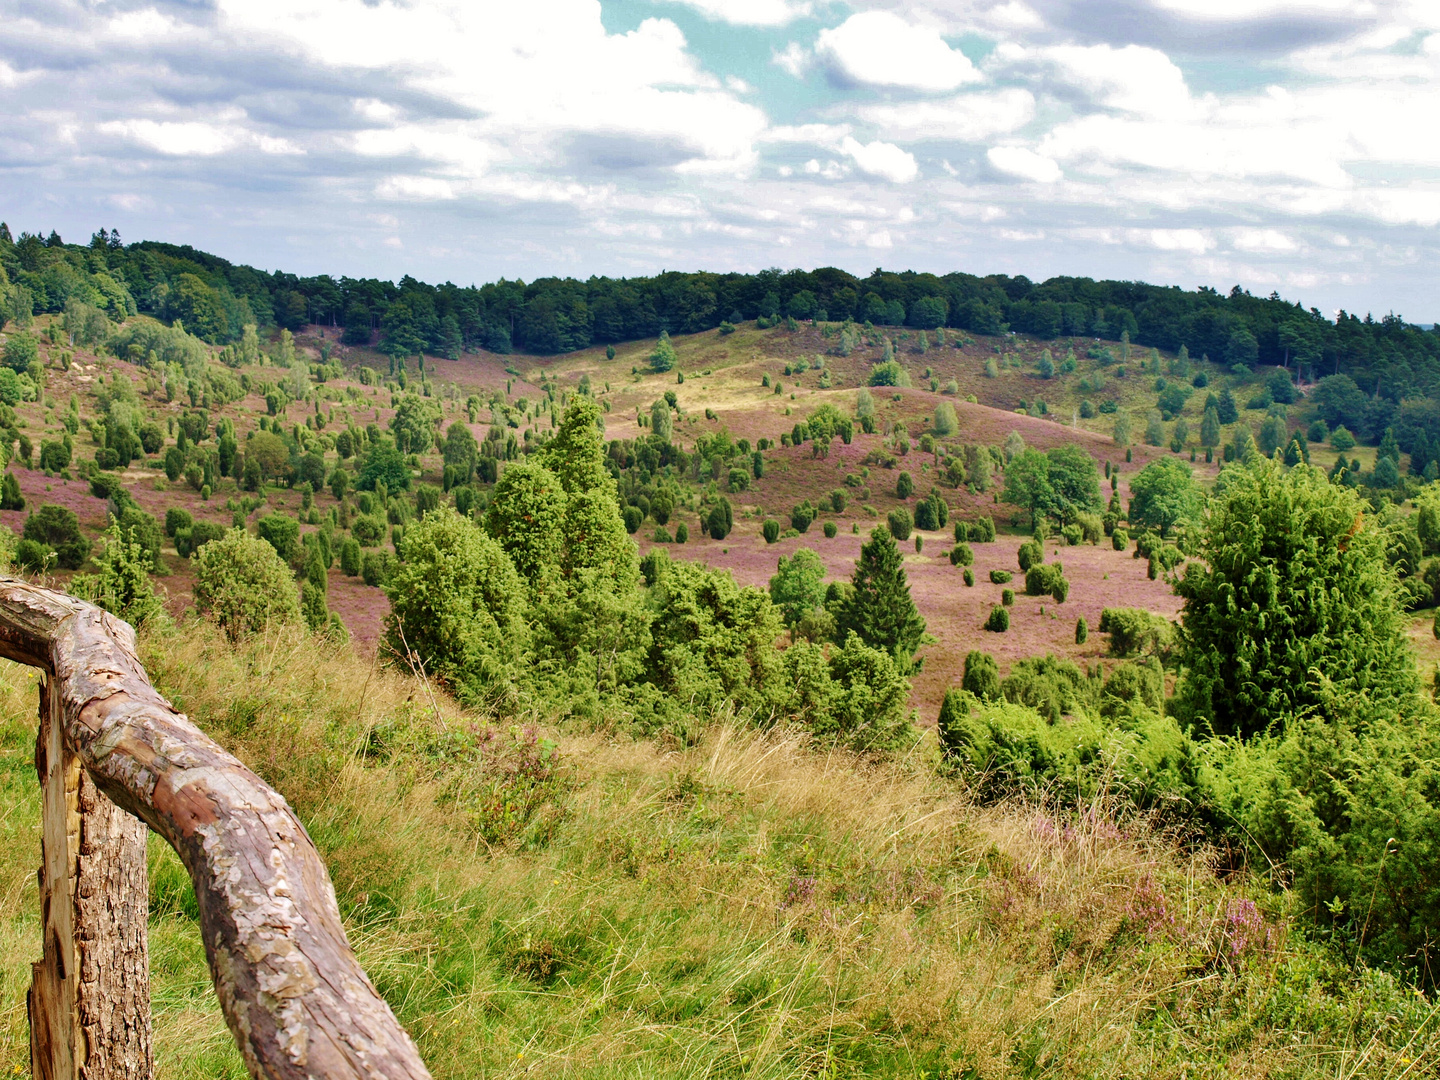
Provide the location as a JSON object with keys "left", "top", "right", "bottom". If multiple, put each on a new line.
{"left": 1, "top": 620, "right": 1436, "bottom": 1077}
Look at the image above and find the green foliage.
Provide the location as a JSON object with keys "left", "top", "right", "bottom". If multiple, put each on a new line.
{"left": 193, "top": 529, "right": 300, "bottom": 639}
{"left": 164, "top": 507, "right": 193, "bottom": 537}
{"left": 3, "top": 331, "right": 37, "bottom": 373}
{"left": 989, "top": 569, "right": 1012, "bottom": 584}
{"left": 1017, "top": 539, "right": 1043, "bottom": 572}
{"left": 706, "top": 498, "right": 733, "bottom": 540}
{"left": 1098, "top": 607, "right": 1175, "bottom": 657}
{"left": 1127, "top": 458, "right": 1201, "bottom": 536}
{"left": 385, "top": 506, "right": 529, "bottom": 712}
{"left": 762, "top": 518, "right": 780, "bottom": 544}
{"left": 1176, "top": 458, "right": 1417, "bottom": 738}
{"left": 933, "top": 401, "right": 957, "bottom": 436}
{"left": 485, "top": 462, "right": 566, "bottom": 587}
{"left": 886, "top": 507, "right": 911, "bottom": 541}
{"left": 339, "top": 536, "right": 362, "bottom": 576}
{"left": 896, "top": 471, "right": 914, "bottom": 499}
{"left": 22, "top": 503, "right": 90, "bottom": 569}
{"left": 833, "top": 527, "right": 927, "bottom": 671}
{"left": 1075, "top": 616, "right": 1088, "bottom": 644}
{"left": 769, "top": 548, "right": 827, "bottom": 625}
{"left": 984, "top": 605, "right": 1010, "bottom": 632}
{"left": 1000, "top": 654, "right": 1092, "bottom": 723}
{"left": 72, "top": 524, "right": 165, "bottom": 628}
{"left": 256, "top": 512, "right": 300, "bottom": 563}
{"left": 948, "top": 543, "right": 973, "bottom": 566}
{"left": 962, "top": 650, "right": 1000, "bottom": 702}
{"left": 358, "top": 440, "right": 412, "bottom": 492}
{"left": 813, "top": 633, "right": 916, "bottom": 753}
{"left": 1024, "top": 562, "right": 1066, "bottom": 597}
{"left": 649, "top": 330, "right": 678, "bottom": 373}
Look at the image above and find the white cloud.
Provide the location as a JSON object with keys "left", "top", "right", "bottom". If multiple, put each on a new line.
{"left": 841, "top": 136, "right": 919, "bottom": 182}
{"left": 657, "top": 0, "right": 812, "bottom": 27}
{"left": 214, "top": 0, "right": 766, "bottom": 180}
{"left": 99, "top": 119, "right": 233, "bottom": 156}
{"left": 986, "top": 145, "right": 1061, "bottom": 182}
{"left": 1031, "top": 43, "right": 1194, "bottom": 119}
{"left": 377, "top": 175, "right": 459, "bottom": 200}
{"left": 1133, "top": 228, "right": 1212, "bottom": 254}
{"left": 816, "top": 12, "right": 982, "bottom": 92}
{"left": 772, "top": 41, "right": 810, "bottom": 77}
{"left": 855, "top": 88, "right": 1035, "bottom": 141}
{"left": 1232, "top": 228, "right": 1298, "bottom": 253}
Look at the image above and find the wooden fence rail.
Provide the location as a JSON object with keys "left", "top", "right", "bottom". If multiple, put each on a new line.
{"left": 0, "top": 577, "right": 432, "bottom": 1080}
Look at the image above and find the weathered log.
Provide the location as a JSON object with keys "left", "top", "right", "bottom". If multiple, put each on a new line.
{"left": 0, "top": 577, "right": 432, "bottom": 1080}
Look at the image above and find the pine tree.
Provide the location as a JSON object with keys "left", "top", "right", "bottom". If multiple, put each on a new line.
{"left": 1217, "top": 385, "right": 1239, "bottom": 424}
{"left": 834, "top": 526, "right": 928, "bottom": 671}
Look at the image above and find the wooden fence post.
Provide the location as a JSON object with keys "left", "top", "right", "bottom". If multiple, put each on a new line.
{"left": 0, "top": 578, "right": 432, "bottom": 1080}
{"left": 28, "top": 674, "right": 153, "bottom": 1080}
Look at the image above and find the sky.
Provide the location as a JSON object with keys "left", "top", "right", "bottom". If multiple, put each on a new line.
{"left": 2, "top": 0, "right": 1438, "bottom": 319}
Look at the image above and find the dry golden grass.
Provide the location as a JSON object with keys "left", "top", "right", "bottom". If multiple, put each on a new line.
{"left": 1, "top": 620, "right": 1436, "bottom": 1078}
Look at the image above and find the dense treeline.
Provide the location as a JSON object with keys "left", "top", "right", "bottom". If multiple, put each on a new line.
{"left": 1, "top": 224, "right": 1436, "bottom": 434}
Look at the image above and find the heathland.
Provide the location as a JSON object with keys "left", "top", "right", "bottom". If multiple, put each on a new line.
{"left": 0, "top": 229, "right": 1438, "bottom": 1076}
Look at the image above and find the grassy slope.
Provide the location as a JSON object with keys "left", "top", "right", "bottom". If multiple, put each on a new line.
{"left": 2, "top": 623, "right": 1437, "bottom": 1078}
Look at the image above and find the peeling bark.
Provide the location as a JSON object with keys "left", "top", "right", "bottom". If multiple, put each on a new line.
{"left": 3, "top": 578, "right": 432, "bottom": 1080}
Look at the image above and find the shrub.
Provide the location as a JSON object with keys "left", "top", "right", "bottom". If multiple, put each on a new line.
{"left": 962, "top": 650, "right": 1000, "bottom": 701}
{"left": 963, "top": 568, "right": 974, "bottom": 586}
{"left": 971, "top": 516, "right": 996, "bottom": 542}
{"left": 822, "top": 521, "right": 837, "bottom": 538}
{"left": 1017, "top": 539, "right": 1043, "bottom": 572}
{"left": 1329, "top": 425, "right": 1356, "bottom": 451}
{"left": 984, "top": 605, "right": 1010, "bottom": 631}
{"left": 727, "top": 469, "right": 750, "bottom": 493}
{"left": 256, "top": 512, "right": 300, "bottom": 562}
{"left": 192, "top": 529, "right": 300, "bottom": 639}
{"left": 896, "top": 472, "right": 914, "bottom": 499}
{"left": 1112, "top": 528, "right": 1129, "bottom": 551}
{"left": 23, "top": 504, "right": 90, "bottom": 569}
{"left": 1001, "top": 588, "right": 1015, "bottom": 606}
{"left": 165, "top": 507, "right": 193, "bottom": 537}
{"left": 675, "top": 522, "right": 688, "bottom": 543}
{"left": 949, "top": 542, "right": 973, "bottom": 566}
{"left": 953, "top": 520, "right": 969, "bottom": 542}
{"left": 14, "top": 538, "right": 51, "bottom": 572}
{"left": 339, "top": 537, "right": 362, "bottom": 576}
{"left": 1050, "top": 575, "right": 1069, "bottom": 603}
{"left": 989, "top": 569, "right": 1012, "bottom": 584}
{"left": 1075, "top": 616, "right": 1088, "bottom": 644}
{"left": 762, "top": 518, "right": 781, "bottom": 543}
{"left": 384, "top": 507, "right": 530, "bottom": 710}
{"left": 175, "top": 520, "right": 228, "bottom": 558}
{"left": 914, "top": 536, "right": 923, "bottom": 554}
{"left": 351, "top": 514, "right": 385, "bottom": 546}
{"left": 1098, "top": 607, "right": 1175, "bottom": 657}
{"left": 790, "top": 503, "right": 813, "bottom": 533}
{"left": 886, "top": 507, "right": 911, "bottom": 541}
{"left": 622, "top": 505, "right": 643, "bottom": 534}
{"left": 362, "top": 550, "right": 397, "bottom": 587}
{"left": 706, "top": 498, "right": 733, "bottom": 540}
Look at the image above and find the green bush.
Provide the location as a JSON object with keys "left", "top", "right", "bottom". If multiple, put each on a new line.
{"left": 1062, "top": 523, "right": 1082, "bottom": 546}
{"left": 984, "top": 605, "right": 1010, "bottom": 632}
{"left": 989, "top": 569, "right": 1012, "bottom": 584}
{"left": 362, "top": 550, "right": 397, "bottom": 587}
{"left": 1001, "top": 588, "right": 1014, "bottom": 606}
{"left": 949, "top": 542, "right": 973, "bottom": 566}
{"left": 953, "top": 520, "right": 969, "bottom": 542}
{"left": 969, "top": 516, "right": 996, "bottom": 542}
{"left": 256, "top": 512, "right": 300, "bottom": 562}
{"left": 706, "top": 499, "right": 733, "bottom": 540}
{"left": 790, "top": 503, "right": 813, "bottom": 533}
{"left": 896, "top": 472, "right": 914, "bottom": 499}
{"left": 822, "top": 521, "right": 837, "bottom": 539}
{"left": 1098, "top": 607, "right": 1175, "bottom": 657}
{"left": 1075, "top": 616, "right": 1088, "bottom": 644}
{"left": 351, "top": 514, "right": 385, "bottom": 546}
{"left": 1000, "top": 655, "right": 1092, "bottom": 723}
{"left": 1112, "top": 528, "right": 1129, "bottom": 551}
{"left": 385, "top": 506, "right": 530, "bottom": 712}
{"left": 1017, "top": 539, "right": 1043, "bottom": 571}
{"left": 23, "top": 504, "right": 91, "bottom": 569}
{"left": 192, "top": 529, "right": 299, "bottom": 639}
{"left": 963, "top": 568, "right": 974, "bottom": 586}
{"left": 674, "top": 523, "right": 688, "bottom": 544}
{"left": 886, "top": 508, "right": 911, "bottom": 541}
{"left": 164, "top": 507, "right": 193, "bottom": 537}
{"left": 14, "top": 538, "right": 51, "bottom": 572}
{"left": 962, "top": 650, "right": 1000, "bottom": 701}
{"left": 1024, "top": 562, "right": 1064, "bottom": 596}
{"left": 727, "top": 468, "right": 750, "bottom": 492}
{"left": 622, "top": 506, "right": 643, "bottom": 534}
{"left": 339, "top": 537, "right": 362, "bottom": 576}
